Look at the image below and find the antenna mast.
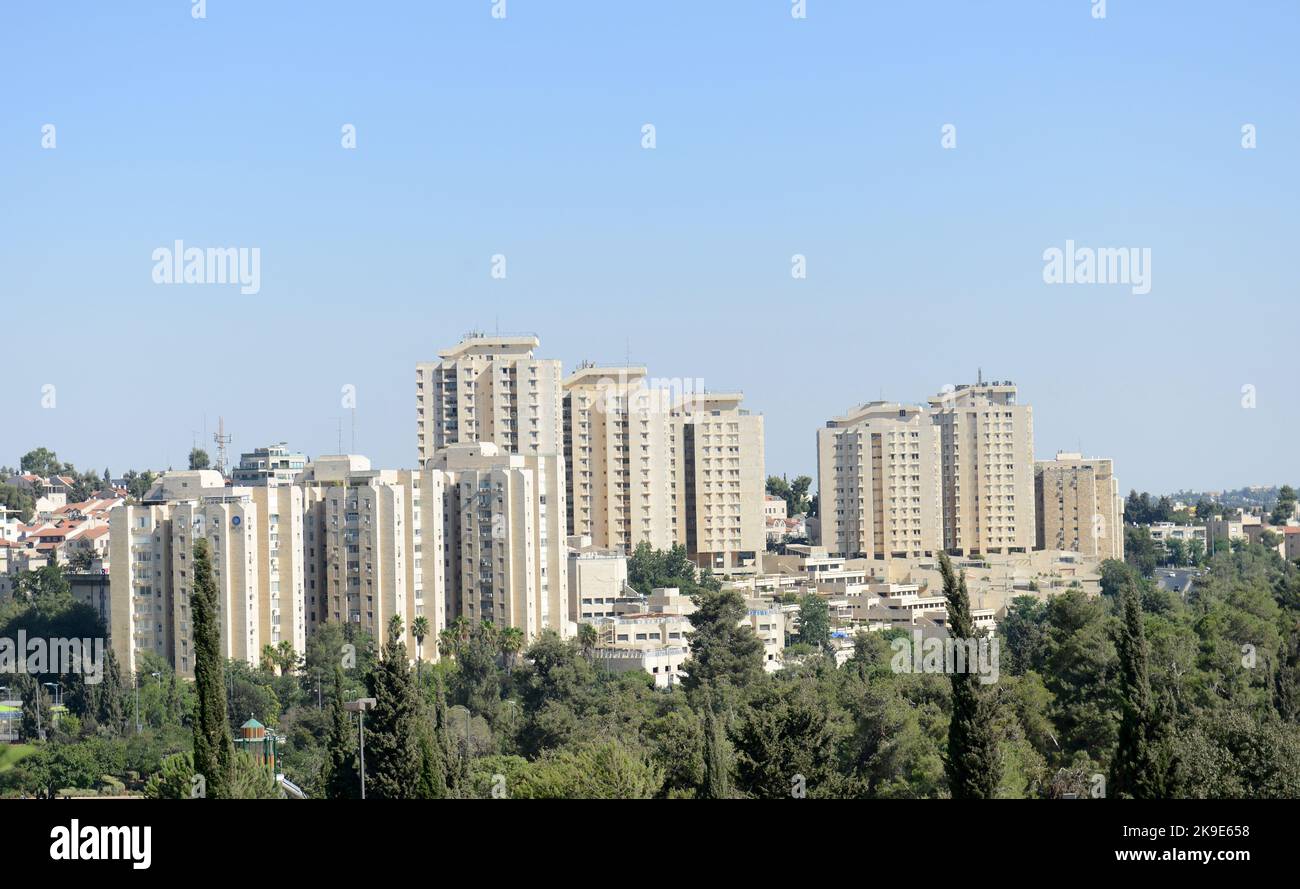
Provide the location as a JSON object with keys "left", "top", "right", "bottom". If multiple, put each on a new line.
{"left": 213, "top": 417, "right": 232, "bottom": 476}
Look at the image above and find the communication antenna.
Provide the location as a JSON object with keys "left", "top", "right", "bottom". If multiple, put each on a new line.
{"left": 213, "top": 417, "right": 232, "bottom": 476}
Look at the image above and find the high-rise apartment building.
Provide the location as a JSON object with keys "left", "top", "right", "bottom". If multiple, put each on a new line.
{"left": 109, "top": 471, "right": 308, "bottom": 677}
{"left": 926, "top": 381, "right": 1036, "bottom": 556}
{"left": 562, "top": 365, "right": 676, "bottom": 553}
{"left": 430, "top": 443, "right": 569, "bottom": 638}
{"left": 673, "top": 393, "right": 765, "bottom": 572}
{"left": 109, "top": 503, "right": 175, "bottom": 675}
{"left": 1034, "top": 452, "right": 1124, "bottom": 559}
{"left": 416, "top": 334, "right": 564, "bottom": 464}
{"left": 816, "top": 402, "right": 943, "bottom": 559}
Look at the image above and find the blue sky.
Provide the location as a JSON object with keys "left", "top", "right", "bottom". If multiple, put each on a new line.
{"left": 1, "top": 1, "right": 1296, "bottom": 493}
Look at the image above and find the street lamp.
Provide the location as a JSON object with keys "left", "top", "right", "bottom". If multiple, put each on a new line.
{"left": 448, "top": 704, "right": 473, "bottom": 757}
{"left": 43, "top": 681, "right": 62, "bottom": 708}
{"left": 344, "top": 698, "right": 376, "bottom": 799}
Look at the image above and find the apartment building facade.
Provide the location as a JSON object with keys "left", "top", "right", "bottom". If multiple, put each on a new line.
{"left": 1034, "top": 452, "right": 1124, "bottom": 559}
{"left": 673, "top": 393, "right": 765, "bottom": 572}
{"left": 110, "top": 471, "right": 309, "bottom": 677}
{"left": 816, "top": 402, "right": 943, "bottom": 560}
{"left": 431, "top": 443, "right": 569, "bottom": 639}
{"left": 562, "top": 365, "right": 677, "bottom": 554}
{"left": 416, "top": 333, "right": 564, "bottom": 464}
{"left": 927, "top": 381, "right": 1036, "bottom": 556}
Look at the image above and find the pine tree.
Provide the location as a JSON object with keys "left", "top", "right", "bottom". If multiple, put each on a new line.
{"left": 1111, "top": 580, "right": 1174, "bottom": 798}
{"left": 322, "top": 664, "right": 359, "bottom": 799}
{"left": 364, "top": 615, "right": 421, "bottom": 799}
{"left": 940, "top": 552, "right": 1002, "bottom": 798}
{"left": 191, "top": 538, "right": 234, "bottom": 798}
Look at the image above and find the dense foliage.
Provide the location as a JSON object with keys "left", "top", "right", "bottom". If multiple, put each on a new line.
{"left": 7, "top": 541, "right": 1300, "bottom": 798}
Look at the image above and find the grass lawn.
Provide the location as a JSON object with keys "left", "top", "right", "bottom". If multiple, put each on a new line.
{"left": 0, "top": 744, "right": 38, "bottom": 773}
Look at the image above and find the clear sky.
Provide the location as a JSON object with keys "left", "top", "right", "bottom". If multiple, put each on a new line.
{"left": 1, "top": 1, "right": 1296, "bottom": 493}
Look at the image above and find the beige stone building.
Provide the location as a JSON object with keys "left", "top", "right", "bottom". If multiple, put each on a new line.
{"left": 567, "top": 535, "right": 631, "bottom": 622}
{"left": 562, "top": 365, "right": 676, "bottom": 553}
{"left": 109, "top": 471, "right": 310, "bottom": 678}
{"left": 299, "top": 457, "right": 417, "bottom": 652}
{"left": 1034, "top": 452, "right": 1124, "bottom": 559}
{"left": 927, "top": 381, "right": 1036, "bottom": 556}
{"left": 672, "top": 393, "right": 765, "bottom": 573}
{"left": 416, "top": 333, "right": 564, "bottom": 464}
{"left": 109, "top": 503, "right": 175, "bottom": 675}
{"left": 816, "top": 402, "right": 943, "bottom": 560}
{"left": 430, "top": 443, "right": 570, "bottom": 640}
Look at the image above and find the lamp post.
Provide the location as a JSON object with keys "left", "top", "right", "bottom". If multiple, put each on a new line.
{"left": 344, "top": 698, "right": 376, "bottom": 799}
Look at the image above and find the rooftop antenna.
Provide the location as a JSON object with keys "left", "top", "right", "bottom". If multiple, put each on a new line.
{"left": 213, "top": 417, "right": 232, "bottom": 476}
{"left": 337, "top": 418, "right": 344, "bottom": 455}
{"left": 977, "top": 367, "right": 983, "bottom": 385}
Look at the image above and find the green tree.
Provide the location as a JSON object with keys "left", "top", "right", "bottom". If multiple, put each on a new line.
{"left": 411, "top": 615, "right": 431, "bottom": 665}
{"left": 364, "top": 615, "right": 420, "bottom": 798}
{"left": 1125, "top": 526, "right": 1159, "bottom": 577}
{"left": 188, "top": 448, "right": 210, "bottom": 470}
{"left": 20, "top": 447, "right": 64, "bottom": 477}
{"left": 321, "top": 664, "right": 359, "bottom": 799}
{"left": 679, "top": 587, "right": 765, "bottom": 705}
{"left": 512, "top": 739, "right": 663, "bottom": 799}
{"left": 1271, "top": 485, "right": 1296, "bottom": 525}
{"left": 700, "top": 695, "right": 733, "bottom": 799}
{"left": 0, "top": 483, "right": 36, "bottom": 523}
{"left": 19, "top": 676, "right": 52, "bottom": 742}
{"left": 797, "top": 593, "right": 831, "bottom": 652}
{"left": 1110, "top": 582, "right": 1175, "bottom": 798}
{"left": 191, "top": 538, "right": 234, "bottom": 798}
{"left": 731, "top": 679, "right": 835, "bottom": 798}
{"left": 940, "top": 552, "right": 1001, "bottom": 799}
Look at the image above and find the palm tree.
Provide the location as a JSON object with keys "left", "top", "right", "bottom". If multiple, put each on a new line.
{"left": 260, "top": 645, "right": 277, "bottom": 674}
{"left": 438, "top": 627, "right": 458, "bottom": 661}
{"left": 276, "top": 639, "right": 297, "bottom": 677}
{"left": 577, "top": 623, "right": 598, "bottom": 661}
{"left": 451, "top": 615, "right": 470, "bottom": 650}
{"left": 411, "top": 615, "right": 430, "bottom": 680}
{"left": 499, "top": 626, "right": 524, "bottom": 674}
{"left": 411, "top": 616, "right": 430, "bottom": 661}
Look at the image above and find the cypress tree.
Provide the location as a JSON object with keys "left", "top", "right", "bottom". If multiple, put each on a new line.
{"left": 434, "top": 673, "right": 466, "bottom": 798}
{"left": 414, "top": 694, "right": 448, "bottom": 799}
{"left": 19, "top": 676, "right": 52, "bottom": 742}
{"left": 191, "top": 538, "right": 234, "bottom": 798}
{"left": 1275, "top": 624, "right": 1300, "bottom": 723}
{"left": 322, "top": 664, "right": 359, "bottom": 799}
{"left": 1111, "top": 580, "right": 1174, "bottom": 798}
{"left": 365, "top": 615, "right": 421, "bottom": 799}
{"left": 97, "top": 647, "right": 126, "bottom": 735}
{"left": 701, "top": 694, "right": 732, "bottom": 799}
{"left": 940, "top": 552, "right": 1002, "bottom": 798}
